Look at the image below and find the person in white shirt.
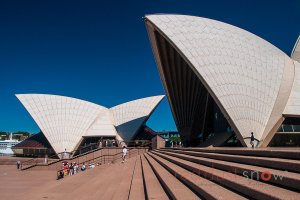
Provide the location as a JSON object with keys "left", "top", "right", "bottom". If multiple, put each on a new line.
{"left": 44, "top": 154, "right": 48, "bottom": 165}
{"left": 122, "top": 146, "right": 128, "bottom": 163}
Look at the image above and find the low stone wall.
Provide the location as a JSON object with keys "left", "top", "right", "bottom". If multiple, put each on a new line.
{"left": 0, "top": 156, "right": 40, "bottom": 165}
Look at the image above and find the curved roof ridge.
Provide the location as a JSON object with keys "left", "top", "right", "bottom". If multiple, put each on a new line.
{"left": 16, "top": 93, "right": 108, "bottom": 109}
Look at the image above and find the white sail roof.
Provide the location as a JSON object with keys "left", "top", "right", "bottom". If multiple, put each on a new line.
{"left": 145, "top": 14, "right": 296, "bottom": 147}
{"left": 16, "top": 94, "right": 164, "bottom": 153}
{"left": 110, "top": 95, "right": 164, "bottom": 141}
{"left": 16, "top": 94, "right": 106, "bottom": 153}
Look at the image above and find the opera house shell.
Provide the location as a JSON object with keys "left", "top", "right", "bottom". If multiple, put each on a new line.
{"left": 145, "top": 14, "right": 300, "bottom": 147}
{"left": 15, "top": 94, "right": 164, "bottom": 154}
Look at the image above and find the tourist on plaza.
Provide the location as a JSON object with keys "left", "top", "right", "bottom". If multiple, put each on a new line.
{"left": 69, "top": 163, "right": 74, "bottom": 176}
{"left": 63, "top": 148, "right": 69, "bottom": 159}
{"left": 57, "top": 166, "right": 64, "bottom": 180}
{"left": 44, "top": 154, "right": 48, "bottom": 164}
{"left": 122, "top": 146, "right": 128, "bottom": 163}
{"left": 66, "top": 163, "right": 70, "bottom": 175}
{"left": 73, "top": 162, "right": 78, "bottom": 174}
{"left": 63, "top": 162, "right": 68, "bottom": 176}
{"left": 16, "top": 160, "right": 21, "bottom": 169}
{"left": 73, "top": 162, "right": 76, "bottom": 175}
{"left": 89, "top": 163, "right": 95, "bottom": 169}
{"left": 77, "top": 162, "right": 79, "bottom": 173}
{"left": 81, "top": 162, "right": 86, "bottom": 171}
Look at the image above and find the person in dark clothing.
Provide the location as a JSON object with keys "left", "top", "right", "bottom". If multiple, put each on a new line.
{"left": 250, "top": 132, "right": 255, "bottom": 149}
{"left": 81, "top": 162, "right": 86, "bottom": 171}
{"left": 16, "top": 160, "right": 21, "bottom": 169}
{"left": 69, "top": 163, "right": 74, "bottom": 176}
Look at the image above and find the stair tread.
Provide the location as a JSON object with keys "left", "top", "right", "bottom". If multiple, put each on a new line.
{"left": 157, "top": 149, "right": 300, "bottom": 191}
{"left": 128, "top": 156, "right": 145, "bottom": 200}
{"left": 148, "top": 152, "right": 247, "bottom": 200}
{"left": 169, "top": 148, "right": 300, "bottom": 160}
{"left": 163, "top": 149, "right": 300, "bottom": 172}
{"left": 111, "top": 157, "right": 138, "bottom": 200}
{"left": 144, "top": 153, "right": 200, "bottom": 200}
{"left": 141, "top": 154, "right": 169, "bottom": 200}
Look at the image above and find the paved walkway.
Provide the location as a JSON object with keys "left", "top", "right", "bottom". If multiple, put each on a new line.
{"left": 1, "top": 147, "right": 300, "bottom": 200}
{"left": 0, "top": 158, "right": 139, "bottom": 200}
{"left": 0, "top": 165, "right": 57, "bottom": 200}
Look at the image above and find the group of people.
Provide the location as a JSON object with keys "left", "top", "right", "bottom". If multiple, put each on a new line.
{"left": 57, "top": 161, "right": 80, "bottom": 179}
{"left": 98, "top": 139, "right": 118, "bottom": 148}
{"left": 63, "top": 162, "right": 79, "bottom": 176}
{"left": 57, "top": 161, "right": 102, "bottom": 179}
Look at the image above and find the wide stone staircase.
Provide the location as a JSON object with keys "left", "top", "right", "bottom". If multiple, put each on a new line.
{"left": 21, "top": 148, "right": 300, "bottom": 200}
{"left": 134, "top": 148, "right": 300, "bottom": 200}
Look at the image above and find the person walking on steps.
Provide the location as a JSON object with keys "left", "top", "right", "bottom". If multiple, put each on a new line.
{"left": 122, "top": 146, "right": 128, "bottom": 163}
{"left": 250, "top": 132, "right": 255, "bottom": 149}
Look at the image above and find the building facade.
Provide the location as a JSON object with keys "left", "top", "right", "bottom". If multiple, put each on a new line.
{"left": 145, "top": 14, "right": 300, "bottom": 147}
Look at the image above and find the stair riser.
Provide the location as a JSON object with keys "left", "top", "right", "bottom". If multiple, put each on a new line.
{"left": 158, "top": 150, "right": 300, "bottom": 191}
{"left": 162, "top": 149, "right": 300, "bottom": 173}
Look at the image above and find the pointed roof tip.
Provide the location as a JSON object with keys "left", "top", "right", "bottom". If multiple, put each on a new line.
{"left": 137, "top": 94, "right": 165, "bottom": 102}
{"left": 291, "top": 35, "right": 300, "bottom": 61}
{"left": 155, "top": 94, "right": 165, "bottom": 98}
{"left": 109, "top": 95, "right": 165, "bottom": 110}
{"left": 157, "top": 94, "right": 165, "bottom": 100}
{"left": 15, "top": 94, "right": 25, "bottom": 99}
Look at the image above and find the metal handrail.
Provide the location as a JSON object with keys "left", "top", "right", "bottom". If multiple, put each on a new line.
{"left": 21, "top": 140, "right": 151, "bottom": 170}
{"left": 56, "top": 148, "right": 145, "bottom": 180}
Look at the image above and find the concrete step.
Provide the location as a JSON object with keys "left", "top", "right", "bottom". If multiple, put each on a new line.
{"left": 152, "top": 151, "right": 300, "bottom": 200}
{"left": 140, "top": 154, "right": 168, "bottom": 200}
{"left": 32, "top": 160, "right": 127, "bottom": 200}
{"left": 161, "top": 149, "right": 300, "bottom": 173}
{"left": 128, "top": 156, "right": 145, "bottom": 200}
{"left": 157, "top": 150, "right": 300, "bottom": 191}
{"left": 111, "top": 157, "right": 138, "bottom": 200}
{"left": 147, "top": 152, "right": 247, "bottom": 200}
{"left": 66, "top": 165, "right": 119, "bottom": 200}
{"left": 144, "top": 153, "right": 200, "bottom": 200}
{"left": 167, "top": 148, "right": 300, "bottom": 160}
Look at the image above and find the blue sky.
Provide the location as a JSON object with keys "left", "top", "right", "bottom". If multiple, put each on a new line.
{"left": 0, "top": 0, "right": 299, "bottom": 133}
